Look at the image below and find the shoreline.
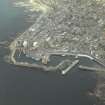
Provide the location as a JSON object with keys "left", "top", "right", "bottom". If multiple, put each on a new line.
{"left": 7, "top": 40, "right": 105, "bottom": 75}
{"left": 7, "top": 36, "right": 105, "bottom": 75}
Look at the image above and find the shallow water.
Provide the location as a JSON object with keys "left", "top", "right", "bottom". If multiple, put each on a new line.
{"left": 0, "top": 0, "right": 97, "bottom": 105}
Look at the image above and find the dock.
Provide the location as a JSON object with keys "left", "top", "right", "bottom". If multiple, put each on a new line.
{"left": 79, "top": 65, "right": 105, "bottom": 72}
{"left": 61, "top": 60, "right": 79, "bottom": 75}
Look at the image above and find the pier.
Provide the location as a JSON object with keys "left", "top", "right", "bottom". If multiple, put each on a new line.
{"left": 79, "top": 65, "right": 105, "bottom": 72}
{"left": 61, "top": 60, "right": 79, "bottom": 75}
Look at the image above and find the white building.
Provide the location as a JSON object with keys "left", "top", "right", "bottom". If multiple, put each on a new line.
{"left": 23, "top": 40, "right": 28, "bottom": 48}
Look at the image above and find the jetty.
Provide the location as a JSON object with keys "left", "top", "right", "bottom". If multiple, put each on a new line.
{"left": 79, "top": 65, "right": 105, "bottom": 72}
{"left": 61, "top": 60, "right": 79, "bottom": 75}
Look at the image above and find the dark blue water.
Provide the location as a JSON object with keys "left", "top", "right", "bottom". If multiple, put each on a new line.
{"left": 0, "top": 0, "right": 97, "bottom": 105}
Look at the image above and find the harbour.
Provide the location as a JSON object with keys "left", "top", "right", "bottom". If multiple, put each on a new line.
{"left": 0, "top": 0, "right": 104, "bottom": 105}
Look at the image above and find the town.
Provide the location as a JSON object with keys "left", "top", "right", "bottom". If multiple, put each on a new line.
{"left": 7, "top": 0, "right": 105, "bottom": 74}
